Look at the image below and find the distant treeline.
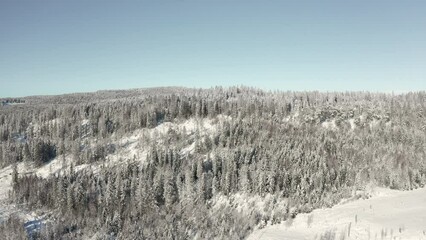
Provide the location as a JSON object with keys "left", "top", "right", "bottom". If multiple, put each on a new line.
{"left": 1, "top": 98, "right": 25, "bottom": 106}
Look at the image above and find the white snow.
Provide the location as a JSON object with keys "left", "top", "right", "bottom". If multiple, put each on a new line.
{"left": 35, "top": 155, "right": 72, "bottom": 178}
{"left": 1, "top": 115, "right": 232, "bottom": 223}
{"left": 284, "top": 111, "right": 300, "bottom": 123}
{"left": 106, "top": 116, "right": 228, "bottom": 165}
{"left": 81, "top": 119, "right": 90, "bottom": 126}
{"left": 0, "top": 165, "right": 13, "bottom": 203}
{"left": 211, "top": 193, "right": 289, "bottom": 230}
{"left": 181, "top": 142, "right": 196, "bottom": 155}
{"left": 0, "top": 163, "right": 45, "bottom": 225}
{"left": 369, "top": 119, "right": 380, "bottom": 129}
{"left": 212, "top": 193, "right": 272, "bottom": 213}
{"left": 5, "top": 102, "right": 24, "bottom": 106}
{"left": 248, "top": 187, "right": 426, "bottom": 240}
{"left": 0, "top": 163, "right": 30, "bottom": 203}
{"left": 321, "top": 120, "right": 337, "bottom": 130}
{"left": 348, "top": 118, "right": 356, "bottom": 130}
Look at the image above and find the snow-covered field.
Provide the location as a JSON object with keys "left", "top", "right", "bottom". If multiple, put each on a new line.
{"left": 248, "top": 187, "right": 426, "bottom": 240}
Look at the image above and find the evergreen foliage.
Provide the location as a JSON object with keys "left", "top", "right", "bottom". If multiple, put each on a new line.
{"left": 1, "top": 87, "right": 425, "bottom": 239}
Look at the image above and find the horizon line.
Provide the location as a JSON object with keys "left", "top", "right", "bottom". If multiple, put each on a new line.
{"left": 1, "top": 86, "right": 423, "bottom": 99}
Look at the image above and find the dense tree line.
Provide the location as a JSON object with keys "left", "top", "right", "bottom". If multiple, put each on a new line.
{"left": 1, "top": 87, "right": 425, "bottom": 239}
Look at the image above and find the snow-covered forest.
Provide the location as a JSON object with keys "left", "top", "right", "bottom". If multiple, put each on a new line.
{"left": 0, "top": 86, "right": 425, "bottom": 239}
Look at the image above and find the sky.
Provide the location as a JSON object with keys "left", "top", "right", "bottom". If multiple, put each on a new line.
{"left": 0, "top": 0, "right": 425, "bottom": 97}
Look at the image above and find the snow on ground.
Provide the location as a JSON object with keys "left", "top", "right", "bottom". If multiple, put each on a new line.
{"left": 212, "top": 192, "right": 289, "bottom": 230}
{"left": 0, "top": 163, "right": 29, "bottom": 203}
{"left": 152, "top": 117, "right": 218, "bottom": 137}
{"left": 1, "top": 102, "right": 25, "bottom": 107}
{"left": 0, "top": 155, "right": 72, "bottom": 182}
{"left": 213, "top": 193, "right": 283, "bottom": 213}
{"left": 283, "top": 111, "right": 301, "bottom": 124}
{"left": 35, "top": 155, "right": 71, "bottom": 178}
{"left": 248, "top": 187, "right": 426, "bottom": 240}
{"left": 321, "top": 120, "right": 337, "bottom": 130}
{"left": 6, "top": 116, "right": 227, "bottom": 183}
{"left": 0, "top": 166, "right": 12, "bottom": 204}
{"left": 1, "top": 116, "right": 231, "bottom": 225}
{"left": 29, "top": 118, "right": 62, "bottom": 135}
{"left": 181, "top": 142, "right": 196, "bottom": 155}
{"left": 369, "top": 119, "right": 381, "bottom": 129}
{"left": 0, "top": 163, "right": 44, "bottom": 231}
{"left": 348, "top": 118, "right": 356, "bottom": 130}
{"left": 81, "top": 119, "right": 90, "bottom": 126}
{"left": 107, "top": 116, "right": 228, "bottom": 164}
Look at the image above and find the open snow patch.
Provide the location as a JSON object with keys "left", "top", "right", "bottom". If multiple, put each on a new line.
{"left": 35, "top": 155, "right": 71, "bottom": 178}
{"left": 321, "top": 120, "right": 337, "bottom": 130}
{"left": 248, "top": 187, "right": 426, "bottom": 240}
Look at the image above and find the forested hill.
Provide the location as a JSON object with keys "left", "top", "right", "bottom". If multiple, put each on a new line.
{"left": 3, "top": 87, "right": 191, "bottom": 105}
{"left": 0, "top": 87, "right": 425, "bottom": 239}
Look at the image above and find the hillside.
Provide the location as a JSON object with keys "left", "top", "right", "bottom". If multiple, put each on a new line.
{"left": 248, "top": 186, "right": 426, "bottom": 240}
{"left": 0, "top": 87, "right": 425, "bottom": 239}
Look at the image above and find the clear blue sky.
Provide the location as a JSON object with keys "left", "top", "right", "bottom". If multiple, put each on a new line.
{"left": 1, "top": 0, "right": 425, "bottom": 97}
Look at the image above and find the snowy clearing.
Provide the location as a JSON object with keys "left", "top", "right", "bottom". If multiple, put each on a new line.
{"left": 248, "top": 187, "right": 426, "bottom": 240}
{"left": 321, "top": 120, "right": 337, "bottom": 130}
{"left": 107, "top": 116, "right": 228, "bottom": 164}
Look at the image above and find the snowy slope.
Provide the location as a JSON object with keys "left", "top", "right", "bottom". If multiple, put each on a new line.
{"left": 1, "top": 116, "right": 230, "bottom": 230}
{"left": 0, "top": 163, "right": 44, "bottom": 228}
{"left": 105, "top": 116, "right": 227, "bottom": 164}
{"left": 0, "top": 163, "right": 28, "bottom": 203}
{"left": 248, "top": 187, "right": 426, "bottom": 240}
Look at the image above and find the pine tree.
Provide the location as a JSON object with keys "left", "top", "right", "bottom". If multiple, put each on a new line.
{"left": 164, "top": 170, "right": 178, "bottom": 207}
{"left": 22, "top": 143, "right": 31, "bottom": 166}
{"left": 11, "top": 163, "right": 18, "bottom": 189}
